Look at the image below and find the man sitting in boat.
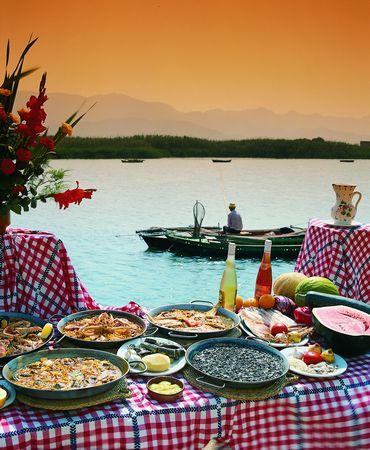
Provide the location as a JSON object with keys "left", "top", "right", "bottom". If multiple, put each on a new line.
{"left": 223, "top": 202, "right": 243, "bottom": 234}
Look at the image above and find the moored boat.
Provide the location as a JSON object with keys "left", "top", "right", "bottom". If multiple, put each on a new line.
{"left": 212, "top": 159, "right": 231, "bottom": 163}
{"left": 165, "top": 227, "right": 305, "bottom": 258}
{"left": 136, "top": 226, "right": 221, "bottom": 250}
{"left": 121, "top": 159, "right": 144, "bottom": 163}
{"left": 137, "top": 226, "right": 305, "bottom": 258}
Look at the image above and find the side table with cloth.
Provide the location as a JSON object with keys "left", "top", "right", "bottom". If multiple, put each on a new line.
{"left": 0, "top": 228, "right": 139, "bottom": 316}
{"left": 295, "top": 218, "right": 370, "bottom": 303}
{"left": 1, "top": 229, "right": 370, "bottom": 449}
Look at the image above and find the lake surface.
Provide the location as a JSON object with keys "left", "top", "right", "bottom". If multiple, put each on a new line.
{"left": 11, "top": 158, "right": 370, "bottom": 309}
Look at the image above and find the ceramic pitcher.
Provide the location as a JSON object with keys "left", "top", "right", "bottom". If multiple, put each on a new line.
{"left": 331, "top": 184, "right": 362, "bottom": 226}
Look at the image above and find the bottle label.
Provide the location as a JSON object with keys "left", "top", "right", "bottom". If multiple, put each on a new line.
{"left": 218, "top": 290, "right": 225, "bottom": 307}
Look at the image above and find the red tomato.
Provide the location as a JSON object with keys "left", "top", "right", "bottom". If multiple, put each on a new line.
{"left": 303, "top": 351, "right": 323, "bottom": 365}
{"left": 270, "top": 323, "right": 289, "bottom": 336}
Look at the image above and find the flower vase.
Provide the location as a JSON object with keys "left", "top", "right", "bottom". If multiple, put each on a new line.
{"left": 330, "top": 184, "right": 362, "bottom": 226}
{"left": 0, "top": 211, "right": 10, "bottom": 234}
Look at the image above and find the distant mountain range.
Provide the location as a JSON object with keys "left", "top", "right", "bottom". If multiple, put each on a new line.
{"left": 15, "top": 91, "right": 370, "bottom": 143}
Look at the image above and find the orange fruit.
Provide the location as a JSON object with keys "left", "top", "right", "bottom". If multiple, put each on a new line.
{"left": 258, "top": 294, "right": 276, "bottom": 309}
{"left": 235, "top": 295, "right": 244, "bottom": 312}
{"left": 243, "top": 297, "right": 259, "bottom": 308}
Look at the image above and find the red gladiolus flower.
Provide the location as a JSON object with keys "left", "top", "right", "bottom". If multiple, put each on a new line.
{"left": 16, "top": 148, "right": 33, "bottom": 161}
{"left": 12, "top": 185, "right": 26, "bottom": 194}
{"left": 53, "top": 181, "right": 96, "bottom": 210}
{"left": 39, "top": 136, "right": 55, "bottom": 150}
{"left": 0, "top": 159, "right": 16, "bottom": 175}
{"left": 17, "top": 88, "right": 48, "bottom": 145}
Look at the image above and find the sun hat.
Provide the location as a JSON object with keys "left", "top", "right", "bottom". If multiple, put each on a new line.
{"left": 229, "top": 202, "right": 236, "bottom": 208}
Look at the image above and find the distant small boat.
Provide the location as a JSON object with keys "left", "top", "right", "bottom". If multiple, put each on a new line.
{"left": 340, "top": 159, "right": 354, "bottom": 163}
{"left": 212, "top": 159, "right": 231, "bottom": 163}
{"left": 121, "top": 159, "right": 144, "bottom": 163}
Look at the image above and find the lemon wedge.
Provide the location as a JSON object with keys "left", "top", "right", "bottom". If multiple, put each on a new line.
{"left": 0, "top": 387, "right": 7, "bottom": 408}
{"left": 40, "top": 323, "right": 53, "bottom": 339}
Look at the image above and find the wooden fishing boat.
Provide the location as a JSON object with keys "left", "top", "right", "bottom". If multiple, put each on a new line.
{"left": 212, "top": 159, "right": 231, "bottom": 163}
{"left": 339, "top": 159, "right": 354, "bottom": 163}
{"left": 138, "top": 226, "right": 305, "bottom": 257}
{"left": 136, "top": 226, "right": 221, "bottom": 250}
{"left": 121, "top": 159, "right": 144, "bottom": 163}
{"left": 165, "top": 227, "right": 305, "bottom": 258}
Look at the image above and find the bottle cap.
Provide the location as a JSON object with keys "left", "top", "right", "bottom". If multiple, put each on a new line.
{"left": 228, "top": 242, "right": 236, "bottom": 257}
{"left": 264, "top": 239, "right": 272, "bottom": 252}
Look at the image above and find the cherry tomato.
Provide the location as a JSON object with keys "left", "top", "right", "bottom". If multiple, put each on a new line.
{"left": 303, "top": 351, "right": 323, "bottom": 365}
{"left": 270, "top": 323, "right": 289, "bottom": 336}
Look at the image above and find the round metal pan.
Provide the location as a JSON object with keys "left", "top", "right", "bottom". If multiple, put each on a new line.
{"left": 57, "top": 309, "right": 147, "bottom": 349}
{"left": 147, "top": 300, "right": 240, "bottom": 339}
{"left": 0, "top": 311, "right": 54, "bottom": 362}
{"left": 2, "top": 348, "right": 129, "bottom": 400}
{"left": 186, "top": 337, "right": 289, "bottom": 389}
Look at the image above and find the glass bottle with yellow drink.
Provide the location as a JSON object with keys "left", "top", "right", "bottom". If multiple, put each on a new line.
{"left": 218, "top": 242, "right": 237, "bottom": 311}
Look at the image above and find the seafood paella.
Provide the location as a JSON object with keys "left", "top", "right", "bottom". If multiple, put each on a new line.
{"left": 12, "top": 357, "right": 122, "bottom": 390}
{"left": 61, "top": 312, "right": 143, "bottom": 341}
{"left": 150, "top": 308, "right": 234, "bottom": 332}
{"left": 0, "top": 318, "right": 48, "bottom": 358}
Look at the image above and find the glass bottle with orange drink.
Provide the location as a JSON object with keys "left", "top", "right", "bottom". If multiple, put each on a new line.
{"left": 254, "top": 239, "right": 272, "bottom": 300}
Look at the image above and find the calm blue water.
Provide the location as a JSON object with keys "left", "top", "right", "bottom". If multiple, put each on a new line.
{"left": 11, "top": 158, "right": 370, "bottom": 309}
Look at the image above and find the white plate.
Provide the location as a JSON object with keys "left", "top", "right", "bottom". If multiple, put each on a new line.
{"left": 0, "top": 379, "right": 16, "bottom": 409}
{"left": 240, "top": 321, "right": 309, "bottom": 348}
{"left": 117, "top": 337, "right": 186, "bottom": 377}
{"left": 280, "top": 346, "right": 347, "bottom": 378}
{"left": 322, "top": 219, "right": 362, "bottom": 228}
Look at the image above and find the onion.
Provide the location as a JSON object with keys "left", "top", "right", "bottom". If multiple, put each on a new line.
{"left": 273, "top": 295, "right": 296, "bottom": 317}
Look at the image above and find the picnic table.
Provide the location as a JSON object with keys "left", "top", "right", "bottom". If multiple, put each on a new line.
{"left": 1, "top": 229, "right": 369, "bottom": 450}
{"left": 295, "top": 218, "right": 370, "bottom": 303}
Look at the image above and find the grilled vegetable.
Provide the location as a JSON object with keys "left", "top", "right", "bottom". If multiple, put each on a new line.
{"left": 321, "top": 348, "right": 335, "bottom": 363}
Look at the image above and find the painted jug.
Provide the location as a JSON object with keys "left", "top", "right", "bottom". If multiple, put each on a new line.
{"left": 331, "top": 184, "right": 362, "bottom": 226}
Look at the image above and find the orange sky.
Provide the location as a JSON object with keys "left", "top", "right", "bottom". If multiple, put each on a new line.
{"left": 1, "top": 0, "right": 369, "bottom": 116}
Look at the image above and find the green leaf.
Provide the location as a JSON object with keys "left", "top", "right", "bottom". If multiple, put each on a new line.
{"left": 31, "top": 199, "right": 37, "bottom": 208}
{"left": 10, "top": 204, "right": 22, "bottom": 214}
{"left": 40, "top": 197, "right": 47, "bottom": 203}
{"left": 23, "top": 205, "right": 29, "bottom": 212}
{"left": 30, "top": 187, "right": 37, "bottom": 196}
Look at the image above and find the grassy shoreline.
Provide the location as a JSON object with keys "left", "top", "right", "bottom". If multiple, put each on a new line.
{"left": 55, "top": 135, "right": 369, "bottom": 159}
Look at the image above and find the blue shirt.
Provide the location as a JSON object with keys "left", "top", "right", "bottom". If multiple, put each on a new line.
{"left": 227, "top": 209, "right": 243, "bottom": 231}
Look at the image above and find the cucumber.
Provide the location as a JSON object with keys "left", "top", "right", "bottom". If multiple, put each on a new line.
{"left": 297, "top": 291, "right": 370, "bottom": 314}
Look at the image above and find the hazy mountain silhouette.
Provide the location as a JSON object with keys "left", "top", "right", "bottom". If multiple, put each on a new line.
{"left": 15, "top": 91, "right": 370, "bottom": 143}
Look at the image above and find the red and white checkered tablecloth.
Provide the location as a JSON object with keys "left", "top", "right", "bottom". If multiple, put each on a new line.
{"left": 1, "top": 229, "right": 370, "bottom": 449}
{"left": 295, "top": 218, "right": 370, "bottom": 303}
{"left": 1, "top": 353, "right": 369, "bottom": 450}
{"left": 0, "top": 228, "right": 140, "bottom": 317}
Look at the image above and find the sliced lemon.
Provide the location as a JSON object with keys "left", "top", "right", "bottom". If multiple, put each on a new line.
{"left": 40, "top": 323, "right": 53, "bottom": 339}
{"left": 0, "top": 387, "right": 7, "bottom": 408}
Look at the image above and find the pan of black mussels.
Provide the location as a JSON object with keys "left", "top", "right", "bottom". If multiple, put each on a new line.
{"left": 186, "top": 338, "right": 289, "bottom": 388}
